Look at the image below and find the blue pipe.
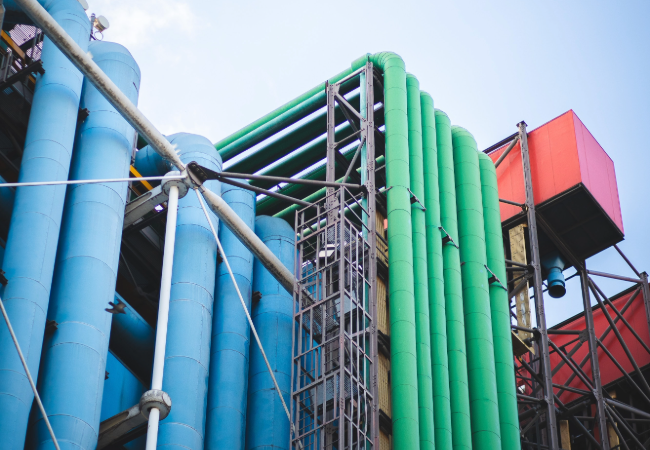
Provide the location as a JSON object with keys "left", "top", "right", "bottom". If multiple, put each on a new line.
{"left": 138, "top": 133, "right": 223, "bottom": 449}
{"left": 102, "top": 351, "right": 147, "bottom": 450}
{"left": 109, "top": 293, "right": 155, "bottom": 385}
{"left": 0, "top": 2, "right": 90, "bottom": 447}
{"left": 206, "top": 184, "right": 256, "bottom": 450}
{"left": 246, "top": 216, "right": 294, "bottom": 450}
{"left": 27, "top": 41, "right": 140, "bottom": 449}
{"left": 541, "top": 251, "right": 567, "bottom": 298}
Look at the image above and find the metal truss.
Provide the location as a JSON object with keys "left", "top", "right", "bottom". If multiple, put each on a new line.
{"left": 290, "top": 63, "right": 379, "bottom": 450}
{"left": 490, "top": 123, "right": 650, "bottom": 450}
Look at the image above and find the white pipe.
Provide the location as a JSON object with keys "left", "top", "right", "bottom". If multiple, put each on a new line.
{"left": 12, "top": 0, "right": 185, "bottom": 171}
{"left": 0, "top": 295, "right": 61, "bottom": 450}
{"left": 12, "top": 0, "right": 297, "bottom": 294}
{"left": 0, "top": 175, "right": 184, "bottom": 188}
{"left": 145, "top": 184, "right": 179, "bottom": 450}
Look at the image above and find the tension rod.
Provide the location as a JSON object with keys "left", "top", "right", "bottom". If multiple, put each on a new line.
{"left": 193, "top": 189, "right": 301, "bottom": 447}
{"left": 0, "top": 174, "right": 186, "bottom": 188}
{"left": 0, "top": 295, "right": 61, "bottom": 450}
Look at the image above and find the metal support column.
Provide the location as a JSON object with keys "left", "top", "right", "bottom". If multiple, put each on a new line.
{"left": 579, "top": 266, "right": 611, "bottom": 450}
{"left": 291, "top": 65, "right": 377, "bottom": 450}
{"left": 640, "top": 272, "right": 650, "bottom": 338}
{"left": 362, "top": 61, "right": 379, "bottom": 450}
{"left": 518, "top": 121, "right": 559, "bottom": 449}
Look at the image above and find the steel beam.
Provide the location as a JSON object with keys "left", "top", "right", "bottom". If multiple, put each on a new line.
{"left": 579, "top": 268, "right": 610, "bottom": 449}
{"left": 518, "top": 121, "right": 559, "bottom": 449}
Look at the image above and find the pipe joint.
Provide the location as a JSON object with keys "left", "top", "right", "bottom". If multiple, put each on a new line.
{"left": 139, "top": 389, "right": 172, "bottom": 420}
{"left": 161, "top": 170, "right": 190, "bottom": 199}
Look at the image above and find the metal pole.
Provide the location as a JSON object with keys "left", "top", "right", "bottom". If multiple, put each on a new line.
{"left": 145, "top": 184, "right": 179, "bottom": 450}
{"left": 494, "top": 135, "right": 520, "bottom": 168}
{"left": 0, "top": 174, "right": 184, "bottom": 188}
{"left": 362, "top": 61, "right": 379, "bottom": 449}
{"left": 518, "top": 121, "right": 559, "bottom": 449}
{"left": 579, "top": 267, "right": 610, "bottom": 449}
{"left": 641, "top": 272, "right": 650, "bottom": 338}
{"left": 216, "top": 171, "right": 362, "bottom": 189}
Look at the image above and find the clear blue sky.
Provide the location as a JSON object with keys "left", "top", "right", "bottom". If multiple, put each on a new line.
{"left": 91, "top": 0, "right": 649, "bottom": 326}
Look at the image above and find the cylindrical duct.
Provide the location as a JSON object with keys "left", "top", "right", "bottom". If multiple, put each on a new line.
{"left": 406, "top": 74, "right": 435, "bottom": 450}
{"left": 245, "top": 216, "right": 294, "bottom": 450}
{"left": 206, "top": 184, "right": 256, "bottom": 450}
{"left": 27, "top": 41, "right": 140, "bottom": 449}
{"left": 478, "top": 152, "right": 521, "bottom": 450}
{"left": 109, "top": 293, "right": 155, "bottom": 385}
{"left": 150, "top": 133, "right": 221, "bottom": 449}
{"left": 0, "top": 2, "right": 90, "bottom": 447}
{"left": 362, "top": 52, "right": 420, "bottom": 450}
{"left": 421, "top": 94, "right": 453, "bottom": 450}
{"left": 434, "top": 110, "right": 472, "bottom": 450}
{"left": 451, "top": 125, "right": 501, "bottom": 450}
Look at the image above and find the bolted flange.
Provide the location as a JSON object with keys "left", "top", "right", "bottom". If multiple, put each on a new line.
{"left": 162, "top": 170, "right": 190, "bottom": 199}
{"left": 139, "top": 389, "right": 172, "bottom": 420}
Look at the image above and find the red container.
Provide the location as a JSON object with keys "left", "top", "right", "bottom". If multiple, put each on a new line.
{"left": 489, "top": 111, "right": 624, "bottom": 261}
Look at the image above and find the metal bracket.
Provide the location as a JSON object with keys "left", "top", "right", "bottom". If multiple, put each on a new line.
{"left": 123, "top": 184, "right": 168, "bottom": 229}
{"left": 485, "top": 264, "right": 508, "bottom": 291}
{"left": 439, "top": 225, "right": 459, "bottom": 249}
{"left": 407, "top": 188, "right": 426, "bottom": 211}
{"left": 98, "top": 389, "right": 172, "bottom": 449}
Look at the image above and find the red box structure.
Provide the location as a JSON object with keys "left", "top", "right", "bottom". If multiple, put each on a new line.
{"left": 489, "top": 111, "right": 624, "bottom": 261}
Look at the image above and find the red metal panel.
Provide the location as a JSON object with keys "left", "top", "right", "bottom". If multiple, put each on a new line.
{"left": 488, "top": 111, "right": 623, "bottom": 235}
{"left": 489, "top": 111, "right": 582, "bottom": 223}
{"left": 572, "top": 112, "right": 624, "bottom": 234}
{"left": 546, "top": 288, "right": 650, "bottom": 404}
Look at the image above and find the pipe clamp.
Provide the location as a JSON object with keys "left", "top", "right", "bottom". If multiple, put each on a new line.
{"left": 139, "top": 389, "right": 172, "bottom": 420}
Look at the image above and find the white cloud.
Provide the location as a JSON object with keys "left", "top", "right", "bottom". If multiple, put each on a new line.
{"left": 87, "top": 0, "right": 199, "bottom": 49}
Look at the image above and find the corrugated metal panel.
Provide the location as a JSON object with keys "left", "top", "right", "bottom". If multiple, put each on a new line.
{"left": 377, "top": 277, "right": 389, "bottom": 336}
{"left": 378, "top": 353, "right": 392, "bottom": 417}
{"left": 380, "top": 430, "right": 392, "bottom": 450}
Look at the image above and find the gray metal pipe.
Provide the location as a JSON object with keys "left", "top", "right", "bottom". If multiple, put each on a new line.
{"left": 15, "top": 0, "right": 297, "bottom": 294}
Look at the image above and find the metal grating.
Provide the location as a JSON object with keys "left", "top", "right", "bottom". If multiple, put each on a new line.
{"left": 291, "top": 188, "right": 375, "bottom": 450}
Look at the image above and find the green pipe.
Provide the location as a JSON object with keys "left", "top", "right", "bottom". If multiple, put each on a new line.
{"left": 272, "top": 155, "right": 385, "bottom": 220}
{"left": 478, "top": 152, "right": 521, "bottom": 450}
{"left": 421, "top": 94, "right": 453, "bottom": 450}
{"left": 258, "top": 149, "right": 358, "bottom": 217}
{"left": 216, "top": 55, "right": 369, "bottom": 160}
{"left": 251, "top": 108, "right": 386, "bottom": 196}
{"left": 451, "top": 126, "right": 501, "bottom": 450}
{"left": 407, "top": 74, "right": 435, "bottom": 450}
{"left": 227, "top": 94, "right": 361, "bottom": 174}
{"left": 435, "top": 109, "right": 473, "bottom": 450}
{"left": 359, "top": 52, "right": 419, "bottom": 450}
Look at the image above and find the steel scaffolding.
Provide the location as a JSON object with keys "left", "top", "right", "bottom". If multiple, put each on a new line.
{"left": 488, "top": 124, "right": 650, "bottom": 450}
{"left": 290, "top": 63, "right": 379, "bottom": 450}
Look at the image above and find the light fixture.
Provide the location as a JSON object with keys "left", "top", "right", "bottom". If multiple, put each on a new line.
{"left": 93, "top": 15, "right": 109, "bottom": 32}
